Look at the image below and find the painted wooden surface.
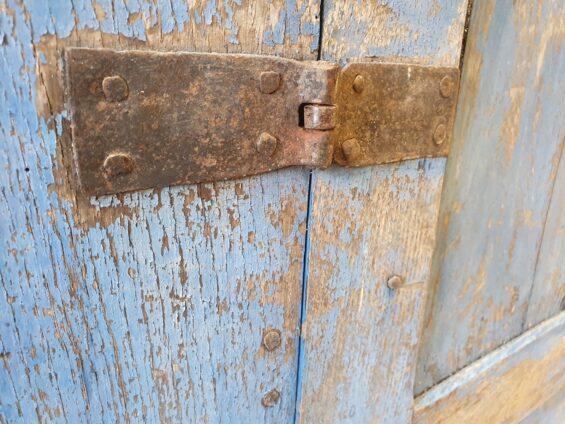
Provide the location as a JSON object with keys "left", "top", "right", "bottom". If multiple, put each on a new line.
{"left": 520, "top": 392, "right": 565, "bottom": 424}
{"left": 526, "top": 140, "right": 565, "bottom": 328}
{"left": 0, "top": 1, "right": 321, "bottom": 422}
{"left": 416, "top": 0, "right": 565, "bottom": 394}
{"left": 296, "top": 1, "right": 469, "bottom": 423}
{"left": 413, "top": 311, "right": 565, "bottom": 424}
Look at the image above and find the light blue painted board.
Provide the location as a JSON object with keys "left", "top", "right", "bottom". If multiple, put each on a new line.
{"left": 416, "top": 0, "right": 565, "bottom": 394}
{"left": 520, "top": 393, "right": 565, "bottom": 424}
{"left": 0, "top": 0, "right": 321, "bottom": 422}
{"left": 296, "top": 1, "right": 469, "bottom": 422}
{"left": 526, "top": 141, "right": 565, "bottom": 328}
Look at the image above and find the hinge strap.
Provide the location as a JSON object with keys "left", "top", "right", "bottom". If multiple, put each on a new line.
{"left": 66, "top": 48, "right": 459, "bottom": 196}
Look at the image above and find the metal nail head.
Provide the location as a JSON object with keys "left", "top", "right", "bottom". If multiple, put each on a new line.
{"left": 260, "top": 71, "right": 281, "bottom": 94}
{"left": 102, "top": 153, "right": 135, "bottom": 178}
{"left": 262, "top": 389, "right": 281, "bottom": 407}
{"left": 256, "top": 132, "right": 278, "bottom": 157}
{"left": 102, "top": 75, "right": 129, "bottom": 102}
{"left": 262, "top": 329, "right": 282, "bottom": 352}
{"left": 387, "top": 274, "right": 405, "bottom": 289}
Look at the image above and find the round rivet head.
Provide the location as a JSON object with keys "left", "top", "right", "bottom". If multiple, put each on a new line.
{"left": 433, "top": 123, "right": 447, "bottom": 145}
{"left": 256, "top": 132, "right": 278, "bottom": 157}
{"left": 102, "top": 75, "right": 129, "bottom": 102}
{"left": 439, "top": 75, "right": 455, "bottom": 98}
{"left": 387, "top": 274, "right": 405, "bottom": 289}
{"left": 352, "top": 75, "right": 365, "bottom": 93}
{"left": 262, "top": 329, "right": 282, "bottom": 351}
{"left": 102, "top": 153, "right": 135, "bottom": 178}
{"left": 341, "top": 138, "right": 361, "bottom": 163}
{"left": 261, "top": 389, "right": 281, "bottom": 408}
{"left": 260, "top": 71, "right": 281, "bottom": 94}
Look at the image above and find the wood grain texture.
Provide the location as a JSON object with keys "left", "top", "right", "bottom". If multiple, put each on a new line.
{"left": 520, "top": 392, "right": 565, "bottom": 424}
{"left": 296, "top": 1, "right": 469, "bottom": 422}
{"left": 413, "top": 311, "right": 565, "bottom": 424}
{"left": 0, "top": 1, "right": 320, "bottom": 422}
{"left": 526, "top": 140, "right": 565, "bottom": 327}
{"left": 416, "top": 0, "right": 565, "bottom": 394}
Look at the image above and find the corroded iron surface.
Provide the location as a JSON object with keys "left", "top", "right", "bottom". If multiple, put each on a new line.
{"left": 66, "top": 48, "right": 459, "bottom": 195}
{"left": 66, "top": 48, "right": 338, "bottom": 195}
{"left": 333, "top": 62, "right": 459, "bottom": 166}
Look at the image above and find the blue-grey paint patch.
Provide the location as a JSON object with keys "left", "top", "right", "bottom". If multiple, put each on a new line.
{"left": 322, "top": 0, "right": 464, "bottom": 66}
{"left": 170, "top": 0, "right": 190, "bottom": 33}
{"left": 204, "top": 0, "right": 221, "bottom": 26}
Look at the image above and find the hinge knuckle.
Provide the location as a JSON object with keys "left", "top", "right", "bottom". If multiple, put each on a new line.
{"left": 303, "top": 105, "right": 336, "bottom": 131}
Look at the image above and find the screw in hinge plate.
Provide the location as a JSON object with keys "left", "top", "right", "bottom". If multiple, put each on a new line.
{"left": 387, "top": 274, "right": 405, "bottom": 289}
{"left": 102, "top": 153, "right": 135, "bottom": 179}
{"left": 439, "top": 75, "right": 455, "bottom": 98}
{"left": 102, "top": 75, "right": 129, "bottom": 102}
{"left": 261, "top": 389, "right": 281, "bottom": 407}
{"left": 256, "top": 132, "right": 278, "bottom": 157}
{"left": 260, "top": 71, "right": 281, "bottom": 94}
{"left": 262, "top": 329, "right": 282, "bottom": 352}
{"left": 341, "top": 138, "right": 362, "bottom": 163}
{"left": 433, "top": 117, "right": 448, "bottom": 145}
{"left": 352, "top": 75, "right": 365, "bottom": 93}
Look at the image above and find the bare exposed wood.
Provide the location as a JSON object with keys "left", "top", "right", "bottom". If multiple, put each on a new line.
{"left": 416, "top": 0, "right": 565, "bottom": 394}
{"left": 414, "top": 311, "right": 565, "bottom": 424}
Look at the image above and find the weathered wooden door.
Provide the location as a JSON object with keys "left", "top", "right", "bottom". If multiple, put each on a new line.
{"left": 1, "top": 1, "right": 564, "bottom": 423}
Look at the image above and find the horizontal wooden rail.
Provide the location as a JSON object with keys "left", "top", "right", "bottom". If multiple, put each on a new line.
{"left": 413, "top": 311, "right": 565, "bottom": 423}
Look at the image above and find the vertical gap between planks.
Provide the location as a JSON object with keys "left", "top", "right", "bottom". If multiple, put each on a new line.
{"left": 458, "top": 0, "right": 475, "bottom": 71}
{"left": 294, "top": 1, "right": 325, "bottom": 422}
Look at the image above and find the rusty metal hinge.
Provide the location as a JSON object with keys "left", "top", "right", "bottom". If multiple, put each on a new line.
{"left": 65, "top": 48, "right": 459, "bottom": 196}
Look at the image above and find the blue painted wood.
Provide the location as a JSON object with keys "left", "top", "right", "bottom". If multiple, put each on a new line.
{"left": 526, "top": 141, "right": 565, "bottom": 328}
{"left": 296, "top": 1, "right": 469, "bottom": 423}
{"left": 416, "top": 0, "right": 565, "bottom": 394}
{"left": 0, "top": 1, "right": 321, "bottom": 422}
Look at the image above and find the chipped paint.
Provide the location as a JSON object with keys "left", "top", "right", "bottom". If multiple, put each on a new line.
{"left": 416, "top": 0, "right": 565, "bottom": 395}
{"left": 0, "top": 0, "right": 321, "bottom": 421}
{"left": 296, "top": 1, "right": 468, "bottom": 422}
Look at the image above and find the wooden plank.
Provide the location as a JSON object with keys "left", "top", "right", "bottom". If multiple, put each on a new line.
{"left": 0, "top": 1, "right": 320, "bottom": 422}
{"left": 413, "top": 311, "right": 565, "bottom": 424}
{"left": 526, "top": 142, "right": 565, "bottom": 327}
{"left": 416, "top": 0, "right": 565, "bottom": 394}
{"left": 520, "top": 392, "right": 565, "bottom": 424}
{"left": 296, "top": 1, "right": 469, "bottom": 422}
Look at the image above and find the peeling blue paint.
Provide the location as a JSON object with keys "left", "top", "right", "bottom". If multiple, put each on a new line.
{"left": 1, "top": 0, "right": 321, "bottom": 422}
